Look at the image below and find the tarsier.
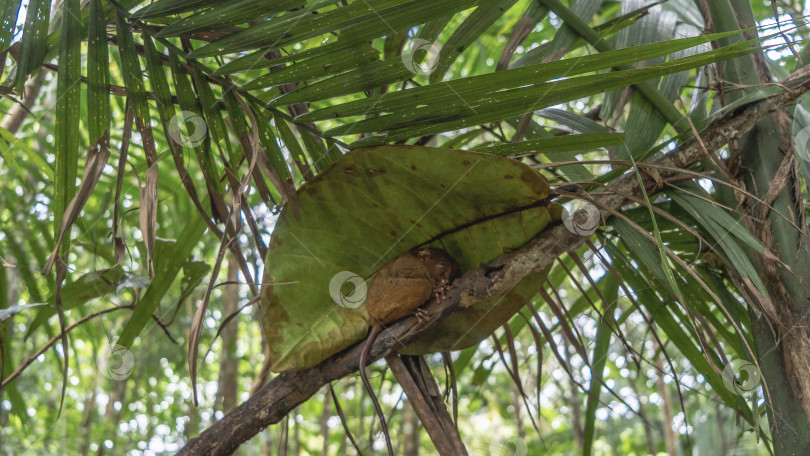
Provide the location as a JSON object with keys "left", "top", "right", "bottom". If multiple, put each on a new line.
{"left": 359, "top": 248, "right": 459, "bottom": 456}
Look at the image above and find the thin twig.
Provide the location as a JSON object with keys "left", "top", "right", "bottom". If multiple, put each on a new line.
{"left": 1, "top": 305, "right": 135, "bottom": 389}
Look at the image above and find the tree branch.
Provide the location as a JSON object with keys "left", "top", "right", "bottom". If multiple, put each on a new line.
{"left": 178, "top": 71, "right": 810, "bottom": 456}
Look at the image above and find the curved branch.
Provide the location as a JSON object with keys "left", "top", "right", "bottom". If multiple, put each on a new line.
{"left": 178, "top": 72, "right": 810, "bottom": 456}
{"left": 0, "top": 305, "right": 135, "bottom": 389}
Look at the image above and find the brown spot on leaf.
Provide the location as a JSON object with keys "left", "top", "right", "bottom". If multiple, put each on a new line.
{"left": 366, "top": 168, "right": 386, "bottom": 176}
{"left": 411, "top": 164, "right": 417, "bottom": 171}
{"left": 462, "top": 160, "right": 471, "bottom": 166}
{"left": 344, "top": 165, "right": 357, "bottom": 175}
{"left": 259, "top": 285, "right": 291, "bottom": 349}
{"left": 390, "top": 230, "right": 397, "bottom": 237}
{"left": 504, "top": 174, "right": 514, "bottom": 179}
{"left": 520, "top": 168, "right": 549, "bottom": 197}
{"left": 304, "top": 186, "right": 318, "bottom": 196}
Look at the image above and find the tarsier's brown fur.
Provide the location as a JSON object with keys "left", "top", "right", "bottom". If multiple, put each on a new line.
{"left": 359, "top": 248, "right": 458, "bottom": 456}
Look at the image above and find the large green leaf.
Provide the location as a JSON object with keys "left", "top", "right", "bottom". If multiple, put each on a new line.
{"left": 261, "top": 145, "right": 562, "bottom": 372}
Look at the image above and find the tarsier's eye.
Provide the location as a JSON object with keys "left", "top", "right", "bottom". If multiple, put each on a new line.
{"left": 437, "top": 262, "right": 447, "bottom": 270}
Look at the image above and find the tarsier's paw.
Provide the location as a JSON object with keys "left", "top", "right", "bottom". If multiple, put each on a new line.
{"left": 413, "top": 308, "right": 431, "bottom": 323}
{"left": 432, "top": 280, "right": 451, "bottom": 302}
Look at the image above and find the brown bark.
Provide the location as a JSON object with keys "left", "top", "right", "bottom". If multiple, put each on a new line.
{"left": 402, "top": 400, "right": 420, "bottom": 456}
{"left": 387, "top": 355, "right": 468, "bottom": 455}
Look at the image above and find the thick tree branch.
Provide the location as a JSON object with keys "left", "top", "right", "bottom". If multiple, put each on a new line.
{"left": 387, "top": 354, "right": 469, "bottom": 455}
{"left": 178, "top": 72, "right": 810, "bottom": 456}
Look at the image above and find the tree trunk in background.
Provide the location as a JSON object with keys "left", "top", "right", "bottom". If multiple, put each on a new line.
{"left": 184, "top": 399, "right": 200, "bottom": 447}
{"left": 707, "top": 0, "right": 810, "bottom": 453}
{"left": 631, "top": 370, "right": 658, "bottom": 455}
{"left": 216, "top": 258, "right": 240, "bottom": 413}
{"left": 97, "top": 378, "right": 127, "bottom": 456}
{"left": 566, "top": 342, "right": 584, "bottom": 450}
{"left": 510, "top": 382, "right": 526, "bottom": 443}
{"left": 0, "top": 263, "right": 13, "bottom": 455}
{"left": 402, "top": 400, "right": 420, "bottom": 456}
{"left": 356, "top": 380, "right": 367, "bottom": 450}
{"left": 654, "top": 353, "right": 677, "bottom": 456}
{"left": 78, "top": 373, "right": 99, "bottom": 455}
{"left": 338, "top": 430, "right": 347, "bottom": 456}
{"left": 0, "top": 69, "right": 44, "bottom": 134}
{"left": 279, "top": 415, "right": 289, "bottom": 456}
{"left": 292, "top": 413, "right": 300, "bottom": 456}
{"left": 320, "top": 389, "right": 331, "bottom": 455}
{"left": 263, "top": 432, "right": 271, "bottom": 456}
